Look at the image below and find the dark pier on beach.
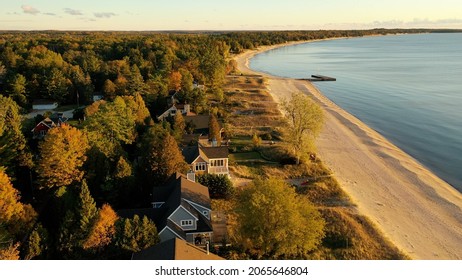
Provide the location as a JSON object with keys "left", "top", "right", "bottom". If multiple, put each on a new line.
{"left": 300, "top": 75, "right": 336, "bottom": 82}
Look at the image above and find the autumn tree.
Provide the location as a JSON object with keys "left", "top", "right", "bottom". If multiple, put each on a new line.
{"left": 83, "top": 204, "right": 118, "bottom": 252}
{"left": 282, "top": 92, "right": 324, "bottom": 164}
{"left": 168, "top": 71, "right": 182, "bottom": 92}
{"left": 37, "top": 124, "right": 89, "bottom": 189}
{"left": 173, "top": 110, "right": 186, "bottom": 140}
{"left": 143, "top": 132, "right": 188, "bottom": 184}
{"left": 209, "top": 113, "right": 222, "bottom": 145}
{"left": 24, "top": 224, "right": 48, "bottom": 260}
{"left": 233, "top": 178, "right": 325, "bottom": 259}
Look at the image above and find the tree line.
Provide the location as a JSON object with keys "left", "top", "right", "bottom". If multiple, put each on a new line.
{"left": 1, "top": 29, "right": 431, "bottom": 259}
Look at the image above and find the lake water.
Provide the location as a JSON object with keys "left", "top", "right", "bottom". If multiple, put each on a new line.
{"left": 250, "top": 33, "right": 462, "bottom": 191}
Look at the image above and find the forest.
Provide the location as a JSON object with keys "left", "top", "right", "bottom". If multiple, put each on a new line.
{"left": 0, "top": 29, "right": 430, "bottom": 259}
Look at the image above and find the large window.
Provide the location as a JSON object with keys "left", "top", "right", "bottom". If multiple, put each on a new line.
{"left": 211, "top": 159, "right": 224, "bottom": 167}
{"left": 181, "top": 220, "right": 193, "bottom": 226}
{"left": 195, "top": 162, "right": 207, "bottom": 171}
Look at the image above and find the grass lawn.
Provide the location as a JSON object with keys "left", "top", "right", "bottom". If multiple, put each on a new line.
{"left": 229, "top": 152, "right": 262, "bottom": 162}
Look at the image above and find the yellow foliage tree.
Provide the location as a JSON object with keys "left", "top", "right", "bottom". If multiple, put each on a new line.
{"left": 233, "top": 178, "right": 325, "bottom": 259}
{"left": 0, "top": 168, "right": 37, "bottom": 235}
{"left": 0, "top": 243, "right": 20, "bottom": 260}
{"left": 37, "top": 124, "right": 89, "bottom": 189}
{"left": 83, "top": 204, "right": 118, "bottom": 251}
{"left": 282, "top": 92, "right": 324, "bottom": 164}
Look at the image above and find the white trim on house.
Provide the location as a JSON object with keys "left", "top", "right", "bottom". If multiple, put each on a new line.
{"left": 167, "top": 205, "right": 199, "bottom": 230}
{"left": 159, "top": 226, "right": 185, "bottom": 240}
{"left": 180, "top": 220, "right": 194, "bottom": 226}
{"left": 183, "top": 198, "right": 211, "bottom": 220}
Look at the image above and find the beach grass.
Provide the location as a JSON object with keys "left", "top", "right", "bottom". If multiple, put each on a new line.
{"left": 223, "top": 72, "right": 408, "bottom": 260}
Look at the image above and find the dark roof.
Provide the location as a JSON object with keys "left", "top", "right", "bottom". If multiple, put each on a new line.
{"left": 132, "top": 238, "right": 223, "bottom": 260}
{"left": 182, "top": 146, "right": 199, "bottom": 164}
{"left": 49, "top": 113, "right": 68, "bottom": 124}
{"left": 184, "top": 115, "right": 210, "bottom": 130}
{"left": 159, "top": 173, "right": 211, "bottom": 211}
{"left": 200, "top": 146, "right": 229, "bottom": 159}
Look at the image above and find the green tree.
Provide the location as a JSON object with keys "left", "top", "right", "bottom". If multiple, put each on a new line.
{"left": 45, "top": 68, "right": 71, "bottom": 104}
{"left": 282, "top": 92, "right": 324, "bottom": 164}
{"left": 6, "top": 73, "right": 28, "bottom": 107}
{"left": 37, "top": 124, "right": 89, "bottom": 189}
{"left": 197, "top": 174, "right": 234, "bottom": 199}
{"left": 115, "top": 215, "right": 159, "bottom": 253}
{"left": 127, "top": 65, "right": 145, "bottom": 95}
{"left": 102, "top": 79, "right": 117, "bottom": 100}
{"left": 0, "top": 96, "right": 33, "bottom": 176}
{"left": 233, "top": 178, "right": 325, "bottom": 259}
{"left": 57, "top": 180, "right": 98, "bottom": 257}
{"left": 84, "top": 97, "right": 137, "bottom": 145}
{"left": 24, "top": 224, "right": 48, "bottom": 260}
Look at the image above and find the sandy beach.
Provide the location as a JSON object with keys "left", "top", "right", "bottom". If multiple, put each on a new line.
{"left": 234, "top": 41, "right": 462, "bottom": 260}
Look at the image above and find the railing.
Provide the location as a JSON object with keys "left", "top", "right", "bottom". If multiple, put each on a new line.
{"left": 208, "top": 166, "right": 229, "bottom": 174}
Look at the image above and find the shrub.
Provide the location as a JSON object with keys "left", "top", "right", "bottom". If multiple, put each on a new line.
{"left": 197, "top": 174, "right": 234, "bottom": 199}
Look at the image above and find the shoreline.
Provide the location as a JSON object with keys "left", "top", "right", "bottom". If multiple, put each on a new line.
{"left": 233, "top": 40, "right": 462, "bottom": 259}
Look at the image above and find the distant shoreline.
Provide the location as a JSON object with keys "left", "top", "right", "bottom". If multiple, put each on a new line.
{"left": 234, "top": 38, "right": 462, "bottom": 260}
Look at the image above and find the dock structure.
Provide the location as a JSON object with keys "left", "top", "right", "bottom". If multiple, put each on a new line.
{"left": 300, "top": 75, "right": 336, "bottom": 82}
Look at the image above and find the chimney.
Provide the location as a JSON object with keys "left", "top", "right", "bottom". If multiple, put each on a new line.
{"left": 184, "top": 104, "right": 190, "bottom": 114}
{"left": 211, "top": 138, "right": 217, "bottom": 147}
{"left": 187, "top": 170, "right": 195, "bottom": 182}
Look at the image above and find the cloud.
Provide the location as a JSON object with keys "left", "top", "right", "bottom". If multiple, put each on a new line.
{"left": 64, "top": 8, "right": 83, "bottom": 16}
{"left": 43, "top": 12, "right": 57, "bottom": 16}
{"left": 94, "top": 12, "right": 116, "bottom": 18}
{"left": 21, "top": 5, "right": 40, "bottom": 15}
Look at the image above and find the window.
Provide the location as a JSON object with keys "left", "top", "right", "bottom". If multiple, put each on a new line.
{"left": 195, "top": 162, "right": 207, "bottom": 171}
{"left": 181, "top": 220, "right": 193, "bottom": 226}
{"left": 211, "top": 159, "right": 224, "bottom": 167}
{"left": 152, "top": 202, "right": 164, "bottom": 209}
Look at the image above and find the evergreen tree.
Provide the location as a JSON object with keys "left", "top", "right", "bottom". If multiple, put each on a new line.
{"left": 0, "top": 96, "right": 33, "bottom": 177}
{"left": 115, "top": 215, "right": 159, "bottom": 253}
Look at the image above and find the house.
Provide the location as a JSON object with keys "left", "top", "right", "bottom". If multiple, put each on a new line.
{"left": 153, "top": 173, "right": 214, "bottom": 246}
{"left": 119, "top": 173, "right": 214, "bottom": 247}
{"left": 157, "top": 103, "right": 194, "bottom": 121}
{"left": 31, "top": 113, "right": 68, "bottom": 139}
{"left": 32, "top": 99, "right": 58, "bottom": 110}
{"left": 184, "top": 115, "right": 225, "bottom": 140}
{"left": 92, "top": 94, "right": 104, "bottom": 102}
{"left": 182, "top": 145, "right": 229, "bottom": 177}
{"left": 131, "top": 238, "right": 223, "bottom": 260}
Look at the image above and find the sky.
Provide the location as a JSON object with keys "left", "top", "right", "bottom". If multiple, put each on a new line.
{"left": 2, "top": 0, "right": 462, "bottom": 31}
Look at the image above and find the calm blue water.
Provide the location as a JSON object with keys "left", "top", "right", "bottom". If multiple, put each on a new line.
{"left": 250, "top": 33, "right": 462, "bottom": 191}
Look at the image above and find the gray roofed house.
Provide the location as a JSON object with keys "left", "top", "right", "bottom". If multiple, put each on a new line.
{"left": 118, "top": 173, "right": 214, "bottom": 248}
